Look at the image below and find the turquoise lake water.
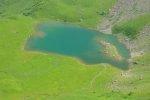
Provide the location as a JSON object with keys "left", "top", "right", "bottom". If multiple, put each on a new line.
{"left": 26, "top": 22, "right": 130, "bottom": 70}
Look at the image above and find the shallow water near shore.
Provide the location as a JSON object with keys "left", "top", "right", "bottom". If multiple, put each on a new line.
{"left": 26, "top": 22, "right": 130, "bottom": 70}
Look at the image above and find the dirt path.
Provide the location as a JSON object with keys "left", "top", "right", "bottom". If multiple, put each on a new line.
{"left": 89, "top": 66, "right": 106, "bottom": 89}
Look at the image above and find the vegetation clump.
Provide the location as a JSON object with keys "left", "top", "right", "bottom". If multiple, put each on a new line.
{"left": 112, "top": 13, "right": 150, "bottom": 39}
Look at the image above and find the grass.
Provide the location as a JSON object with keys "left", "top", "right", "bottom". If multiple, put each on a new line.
{"left": 0, "top": 0, "right": 150, "bottom": 100}
{"left": 0, "top": 0, "right": 116, "bottom": 28}
{"left": 112, "top": 13, "right": 150, "bottom": 39}
{"left": 0, "top": 16, "right": 117, "bottom": 99}
{"left": 0, "top": 15, "right": 149, "bottom": 100}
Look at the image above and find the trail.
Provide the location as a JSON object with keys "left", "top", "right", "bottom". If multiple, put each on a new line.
{"left": 89, "top": 66, "right": 106, "bottom": 89}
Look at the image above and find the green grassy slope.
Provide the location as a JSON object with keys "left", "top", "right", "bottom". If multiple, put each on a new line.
{"left": 112, "top": 13, "right": 150, "bottom": 39}
{"left": 0, "top": 0, "right": 116, "bottom": 28}
{"left": 0, "top": 0, "right": 150, "bottom": 100}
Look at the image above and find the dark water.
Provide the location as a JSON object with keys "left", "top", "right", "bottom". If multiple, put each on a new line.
{"left": 26, "top": 22, "right": 130, "bottom": 70}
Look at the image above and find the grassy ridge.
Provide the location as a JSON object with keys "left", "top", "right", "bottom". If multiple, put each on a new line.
{"left": 0, "top": 0, "right": 116, "bottom": 28}
{"left": 112, "top": 13, "right": 150, "bottom": 39}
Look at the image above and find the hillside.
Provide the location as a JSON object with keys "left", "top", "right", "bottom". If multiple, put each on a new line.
{"left": 0, "top": 0, "right": 150, "bottom": 100}
{"left": 0, "top": 0, "right": 116, "bottom": 28}
{"left": 98, "top": 0, "right": 150, "bottom": 57}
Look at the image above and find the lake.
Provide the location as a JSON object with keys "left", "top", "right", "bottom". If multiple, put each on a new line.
{"left": 25, "top": 22, "right": 130, "bottom": 70}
